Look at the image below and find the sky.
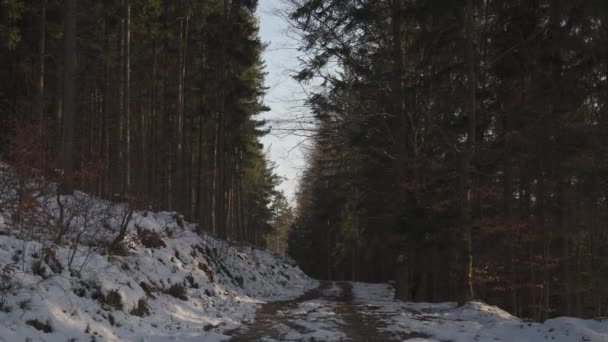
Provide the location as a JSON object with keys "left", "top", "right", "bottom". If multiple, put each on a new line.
{"left": 257, "top": 1, "right": 309, "bottom": 204}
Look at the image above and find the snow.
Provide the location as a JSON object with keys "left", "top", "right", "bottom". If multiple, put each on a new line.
{"left": 352, "top": 282, "right": 608, "bottom": 342}
{"left": 233, "top": 284, "right": 348, "bottom": 342}
{"left": 0, "top": 198, "right": 316, "bottom": 341}
{"left": 3, "top": 212, "right": 608, "bottom": 342}
{"left": 1, "top": 164, "right": 608, "bottom": 341}
{"left": 279, "top": 298, "right": 347, "bottom": 341}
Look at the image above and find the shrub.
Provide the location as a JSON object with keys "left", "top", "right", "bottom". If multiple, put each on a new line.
{"left": 130, "top": 299, "right": 150, "bottom": 317}
{"left": 108, "top": 206, "right": 134, "bottom": 255}
{"left": 139, "top": 281, "right": 157, "bottom": 298}
{"left": 174, "top": 214, "right": 185, "bottom": 229}
{"left": 107, "top": 239, "right": 131, "bottom": 256}
{"left": 107, "top": 313, "right": 116, "bottom": 326}
{"left": 42, "top": 246, "right": 62, "bottom": 274}
{"left": 103, "top": 290, "right": 123, "bottom": 311}
{"left": 18, "top": 299, "right": 32, "bottom": 311}
{"left": 235, "top": 275, "right": 244, "bottom": 289}
{"left": 0, "top": 263, "right": 16, "bottom": 310}
{"left": 197, "top": 262, "right": 214, "bottom": 282}
{"left": 165, "top": 283, "right": 187, "bottom": 301}
{"left": 185, "top": 274, "right": 199, "bottom": 289}
{"left": 26, "top": 319, "right": 53, "bottom": 333}
{"left": 138, "top": 229, "right": 166, "bottom": 249}
{"left": 204, "top": 324, "right": 217, "bottom": 332}
{"left": 31, "top": 260, "right": 47, "bottom": 278}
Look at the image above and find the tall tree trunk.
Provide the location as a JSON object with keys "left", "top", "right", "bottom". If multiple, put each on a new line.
{"left": 537, "top": 167, "right": 550, "bottom": 321}
{"left": 150, "top": 39, "right": 158, "bottom": 205}
{"left": 196, "top": 103, "right": 205, "bottom": 225}
{"left": 460, "top": 0, "right": 476, "bottom": 304}
{"left": 37, "top": 0, "right": 47, "bottom": 156}
{"left": 213, "top": 108, "right": 222, "bottom": 236}
{"left": 176, "top": 14, "right": 185, "bottom": 212}
{"left": 557, "top": 177, "right": 570, "bottom": 315}
{"left": 391, "top": 0, "right": 411, "bottom": 302}
{"left": 60, "top": 0, "right": 77, "bottom": 195}
{"left": 237, "top": 147, "right": 244, "bottom": 240}
{"left": 214, "top": 0, "right": 230, "bottom": 239}
{"left": 182, "top": 16, "right": 191, "bottom": 216}
{"left": 503, "top": 107, "right": 517, "bottom": 315}
{"left": 124, "top": 0, "right": 132, "bottom": 194}
{"left": 391, "top": 0, "right": 405, "bottom": 154}
{"left": 118, "top": 2, "right": 125, "bottom": 195}
{"left": 102, "top": 18, "right": 110, "bottom": 197}
{"left": 550, "top": 0, "right": 569, "bottom": 317}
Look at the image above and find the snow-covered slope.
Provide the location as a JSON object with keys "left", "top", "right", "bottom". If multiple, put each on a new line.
{"left": 1, "top": 165, "right": 607, "bottom": 341}
{"left": 353, "top": 283, "right": 608, "bottom": 342}
{"left": 0, "top": 208, "right": 316, "bottom": 342}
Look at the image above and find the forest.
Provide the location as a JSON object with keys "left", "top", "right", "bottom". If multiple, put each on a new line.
{"left": 286, "top": 0, "right": 608, "bottom": 321}
{"left": 0, "top": 0, "right": 294, "bottom": 248}
{"left": 0, "top": 0, "right": 608, "bottom": 336}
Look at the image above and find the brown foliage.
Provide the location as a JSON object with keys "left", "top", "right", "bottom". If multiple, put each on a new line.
{"left": 137, "top": 229, "right": 166, "bottom": 249}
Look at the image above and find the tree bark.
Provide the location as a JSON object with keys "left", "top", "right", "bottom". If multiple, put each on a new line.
{"left": 60, "top": 0, "right": 77, "bottom": 195}
{"left": 460, "top": 0, "right": 476, "bottom": 304}
{"left": 37, "top": 0, "right": 47, "bottom": 152}
{"left": 125, "top": 0, "right": 132, "bottom": 193}
{"left": 391, "top": 0, "right": 412, "bottom": 302}
{"left": 214, "top": 0, "right": 230, "bottom": 239}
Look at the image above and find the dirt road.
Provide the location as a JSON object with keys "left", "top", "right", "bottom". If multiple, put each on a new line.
{"left": 228, "top": 282, "right": 428, "bottom": 342}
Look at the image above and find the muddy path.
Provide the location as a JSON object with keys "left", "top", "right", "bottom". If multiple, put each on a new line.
{"left": 227, "top": 281, "right": 428, "bottom": 342}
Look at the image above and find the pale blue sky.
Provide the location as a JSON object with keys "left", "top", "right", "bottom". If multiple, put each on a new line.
{"left": 258, "top": 1, "right": 309, "bottom": 204}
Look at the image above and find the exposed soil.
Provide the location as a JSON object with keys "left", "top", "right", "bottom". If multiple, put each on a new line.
{"left": 227, "top": 281, "right": 429, "bottom": 341}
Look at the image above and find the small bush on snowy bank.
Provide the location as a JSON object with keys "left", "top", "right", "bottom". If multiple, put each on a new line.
{"left": 26, "top": 319, "right": 52, "bottom": 333}
{"left": 102, "top": 290, "right": 123, "bottom": 311}
{"left": 139, "top": 281, "right": 156, "bottom": 298}
{"left": 129, "top": 299, "right": 150, "bottom": 317}
{"left": 31, "top": 246, "right": 63, "bottom": 278}
{"left": 107, "top": 205, "right": 135, "bottom": 256}
{"left": 166, "top": 283, "right": 188, "bottom": 301}
{"left": 0, "top": 263, "right": 16, "bottom": 311}
{"left": 137, "top": 228, "right": 166, "bottom": 249}
{"left": 197, "top": 261, "right": 214, "bottom": 282}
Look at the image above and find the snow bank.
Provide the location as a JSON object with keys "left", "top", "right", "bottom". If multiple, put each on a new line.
{"left": 0, "top": 208, "right": 316, "bottom": 342}
{"left": 352, "top": 283, "right": 608, "bottom": 342}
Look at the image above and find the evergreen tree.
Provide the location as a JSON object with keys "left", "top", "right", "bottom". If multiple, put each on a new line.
{"left": 288, "top": 0, "right": 608, "bottom": 319}
{"left": 0, "top": 0, "right": 279, "bottom": 248}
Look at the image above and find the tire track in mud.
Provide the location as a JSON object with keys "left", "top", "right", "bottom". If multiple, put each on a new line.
{"left": 227, "top": 281, "right": 429, "bottom": 341}
{"left": 334, "top": 282, "right": 429, "bottom": 342}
